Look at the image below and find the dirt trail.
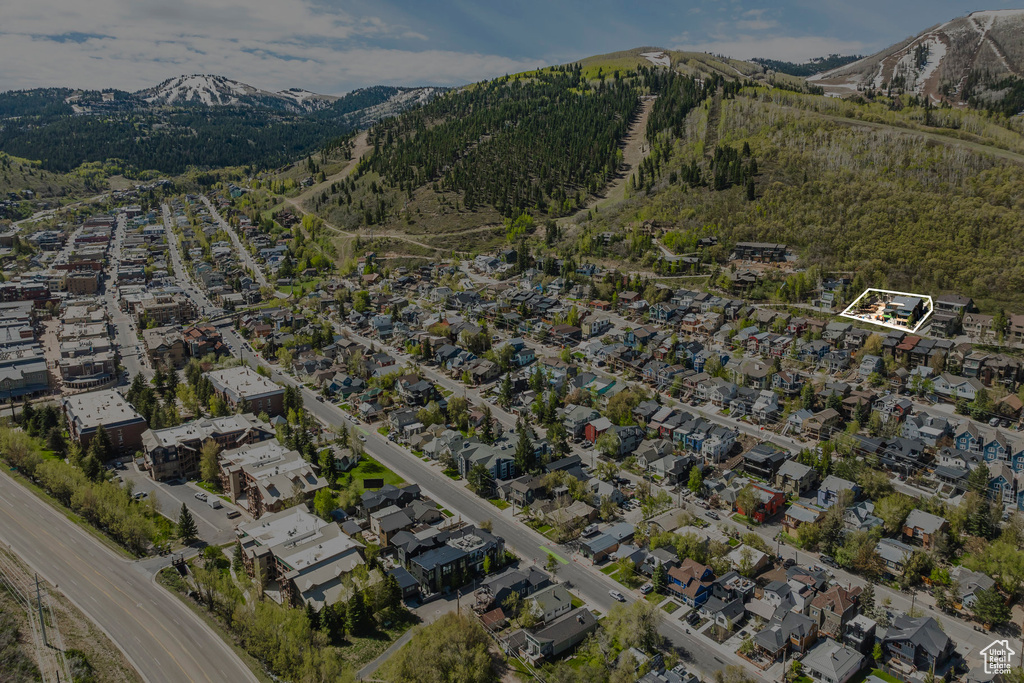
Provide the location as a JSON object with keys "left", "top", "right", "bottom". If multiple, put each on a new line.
{"left": 704, "top": 89, "right": 722, "bottom": 157}
{"left": 292, "top": 130, "right": 372, "bottom": 209}
{"left": 806, "top": 109, "right": 1024, "bottom": 166}
{"left": 563, "top": 96, "right": 655, "bottom": 223}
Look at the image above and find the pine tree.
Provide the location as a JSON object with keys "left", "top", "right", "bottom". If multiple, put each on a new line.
{"left": 514, "top": 420, "right": 534, "bottom": 475}
{"left": 347, "top": 590, "right": 370, "bottom": 635}
{"left": 653, "top": 562, "right": 668, "bottom": 595}
{"left": 178, "top": 503, "right": 198, "bottom": 544}
{"left": 860, "top": 582, "right": 876, "bottom": 617}
{"left": 481, "top": 405, "right": 494, "bottom": 444}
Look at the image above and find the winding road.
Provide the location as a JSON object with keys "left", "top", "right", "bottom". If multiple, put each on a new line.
{"left": 0, "top": 471, "right": 258, "bottom": 683}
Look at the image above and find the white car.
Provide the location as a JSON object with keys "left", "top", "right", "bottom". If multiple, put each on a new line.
{"left": 609, "top": 590, "right": 626, "bottom": 602}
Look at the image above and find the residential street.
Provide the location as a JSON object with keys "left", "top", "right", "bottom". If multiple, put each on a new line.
{"left": 0, "top": 470, "right": 259, "bottom": 683}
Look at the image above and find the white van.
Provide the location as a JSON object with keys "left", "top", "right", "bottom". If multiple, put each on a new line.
{"left": 207, "top": 497, "right": 223, "bottom": 509}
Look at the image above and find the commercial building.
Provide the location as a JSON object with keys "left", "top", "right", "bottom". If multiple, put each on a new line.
{"left": 237, "top": 504, "right": 366, "bottom": 608}
{"left": 207, "top": 366, "right": 285, "bottom": 416}
{"left": 220, "top": 440, "right": 328, "bottom": 518}
{"left": 141, "top": 414, "right": 275, "bottom": 481}
{"left": 62, "top": 389, "right": 148, "bottom": 456}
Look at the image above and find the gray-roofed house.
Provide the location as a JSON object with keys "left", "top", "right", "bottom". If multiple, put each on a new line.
{"left": 775, "top": 459, "right": 819, "bottom": 496}
{"left": 801, "top": 640, "right": 864, "bottom": 683}
{"left": 902, "top": 509, "right": 949, "bottom": 549}
{"left": 521, "top": 608, "right": 598, "bottom": 663}
{"left": 879, "top": 615, "right": 955, "bottom": 673}
{"left": 525, "top": 584, "right": 573, "bottom": 624}
{"left": 950, "top": 566, "right": 996, "bottom": 609}
{"left": 875, "top": 539, "right": 915, "bottom": 577}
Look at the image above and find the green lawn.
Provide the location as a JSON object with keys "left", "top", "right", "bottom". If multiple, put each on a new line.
{"left": 600, "top": 565, "right": 619, "bottom": 576}
{"left": 661, "top": 601, "right": 681, "bottom": 614}
{"left": 728, "top": 538, "right": 740, "bottom": 547}
{"left": 377, "top": 426, "right": 389, "bottom": 436}
{"left": 732, "top": 514, "right": 758, "bottom": 526}
{"left": 488, "top": 498, "right": 510, "bottom": 510}
{"left": 644, "top": 591, "right": 663, "bottom": 604}
{"left": 443, "top": 468, "right": 461, "bottom": 480}
{"left": 350, "top": 455, "right": 405, "bottom": 491}
{"left": 195, "top": 481, "right": 230, "bottom": 501}
{"left": 868, "top": 670, "right": 902, "bottom": 683}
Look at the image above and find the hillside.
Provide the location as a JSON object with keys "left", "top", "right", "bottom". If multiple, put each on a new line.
{"left": 567, "top": 83, "right": 1024, "bottom": 308}
{"left": 244, "top": 43, "right": 1024, "bottom": 310}
{"left": 810, "top": 9, "right": 1024, "bottom": 109}
{"left": 0, "top": 78, "right": 443, "bottom": 175}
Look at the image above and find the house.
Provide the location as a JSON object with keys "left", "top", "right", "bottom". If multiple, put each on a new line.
{"left": 667, "top": 558, "right": 714, "bottom": 606}
{"left": 775, "top": 460, "right": 819, "bottom": 496}
{"left": 735, "top": 484, "right": 785, "bottom": 523}
{"left": 699, "top": 595, "right": 746, "bottom": 629}
{"left": 474, "top": 566, "right": 551, "bottom": 610}
{"left": 784, "top": 503, "right": 826, "bottom": 534}
{"left": 563, "top": 405, "right": 600, "bottom": 439}
{"left": 844, "top": 501, "right": 883, "bottom": 532}
{"left": 520, "top": 608, "right": 598, "bottom": 664}
{"left": 752, "top": 390, "right": 781, "bottom": 423}
{"left": 879, "top": 616, "right": 955, "bottom": 673}
{"left": 902, "top": 509, "right": 949, "bottom": 549}
{"left": 584, "top": 417, "right": 613, "bottom": 444}
{"left": 809, "top": 584, "right": 859, "bottom": 639}
{"left": 727, "top": 545, "right": 770, "bottom": 575}
{"left": 742, "top": 443, "right": 788, "bottom": 479}
{"left": 804, "top": 409, "right": 841, "bottom": 440}
{"left": 524, "top": 584, "right": 573, "bottom": 624}
{"left": 949, "top": 566, "right": 996, "bottom": 609}
{"left": 875, "top": 538, "right": 915, "bottom": 577}
{"left": 407, "top": 526, "right": 505, "bottom": 594}
{"left": 753, "top": 611, "right": 818, "bottom": 661}
{"left": 817, "top": 476, "right": 860, "bottom": 509}
{"left": 370, "top": 505, "right": 416, "bottom": 546}
{"left": 801, "top": 640, "right": 864, "bottom": 683}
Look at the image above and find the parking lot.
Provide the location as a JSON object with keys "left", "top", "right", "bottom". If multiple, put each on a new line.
{"left": 117, "top": 464, "right": 245, "bottom": 545}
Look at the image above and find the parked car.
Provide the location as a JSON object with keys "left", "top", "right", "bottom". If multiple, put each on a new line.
{"left": 609, "top": 590, "right": 626, "bottom": 602}
{"left": 358, "top": 434, "right": 367, "bottom": 442}
{"left": 705, "top": 510, "right": 719, "bottom": 520}
{"left": 194, "top": 492, "right": 207, "bottom": 501}
{"left": 226, "top": 510, "right": 241, "bottom": 519}
{"left": 819, "top": 554, "right": 838, "bottom": 568}
{"left": 782, "top": 558, "right": 796, "bottom": 568}
{"left": 640, "top": 583, "right": 653, "bottom": 595}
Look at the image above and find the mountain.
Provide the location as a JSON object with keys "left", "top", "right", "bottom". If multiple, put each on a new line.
{"left": 137, "top": 74, "right": 339, "bottom": 112}
{"left": 0, "top": 77, "right": 444, "bottom": 174}
{"left": 809, "top": 9, "right": 1024, "bottom": 108}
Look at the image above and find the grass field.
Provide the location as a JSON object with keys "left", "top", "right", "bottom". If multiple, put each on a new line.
{"left": 348, "top": 456, "right": 405, "bottom": 491}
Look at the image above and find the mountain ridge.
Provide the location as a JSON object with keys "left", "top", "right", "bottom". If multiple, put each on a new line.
{"left": 809, "top": 9, "right": 1024, "bottom": 108}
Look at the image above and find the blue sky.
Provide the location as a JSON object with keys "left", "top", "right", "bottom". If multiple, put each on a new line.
{"left": 2, "top": 0, "right": 1022, "bottom": 93}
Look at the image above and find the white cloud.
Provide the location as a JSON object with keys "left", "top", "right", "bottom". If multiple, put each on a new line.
{"left": 735, "top": 19, "right": 779, "bottom": 31}
{"left": 675, "top": 35, "right": 868, "bottom": 62}
{"left": 0, "top": 0, "right": 543, "bottom": 93}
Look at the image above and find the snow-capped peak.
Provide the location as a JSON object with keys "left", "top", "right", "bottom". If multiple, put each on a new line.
{"left": 137, "top": 75, "right": 336, "bottom": 111}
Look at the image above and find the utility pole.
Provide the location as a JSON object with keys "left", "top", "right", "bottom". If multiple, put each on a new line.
{"left": 35, "top": 574, "right": 47, "bottom": 648}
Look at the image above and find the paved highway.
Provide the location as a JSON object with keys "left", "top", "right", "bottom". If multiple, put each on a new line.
{"left": 0, "top": 471, "right": 259, "bottom": 683}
